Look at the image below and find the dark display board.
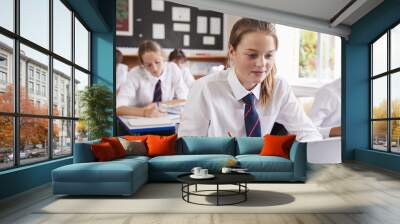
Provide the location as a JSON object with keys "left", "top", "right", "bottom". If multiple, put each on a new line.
{"left": 116, "top": 0, "right": 224, "bottom": 50}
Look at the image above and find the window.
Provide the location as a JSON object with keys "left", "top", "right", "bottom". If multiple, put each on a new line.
{"left": 28, "top": 67, "right": 34, "bottom": 80}
{"left": 28, "top": 81, "right": 34, "bottom": 94}
{"left": 35, "top": 70, "right": 41, "bottom": 81}
{"left": 275, "top": 25, "right": 341, "bottom": 89}
{"left": 0, "top": 71, "right": 6, "bottom": 85}
{"left": 0, "top": 0, "right": 14, "bottom": 32}
{"left": 74, "top": 17, "right": 90, "bottom": 70}
{"left": 0, "top": 0, "right": 91, "bottom": 170}
{"left": 370, "top": 23, "right": 400, "bottom": 154}
{"left": 36, "top": 83, "right": 40, "bottom": 95}
{"left": 0, "top": 54, "right": 8, "bottom": 87}
{"left": 42, "top": 85, "right": 46, "bottom": 97}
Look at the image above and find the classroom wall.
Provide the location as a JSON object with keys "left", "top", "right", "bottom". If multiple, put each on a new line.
{"left": 344, "top": 0, "right": 400, "bottom": 172}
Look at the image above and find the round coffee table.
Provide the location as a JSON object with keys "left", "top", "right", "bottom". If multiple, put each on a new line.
{"left": 177, "top": 172, "right": 255, "bottom": 206}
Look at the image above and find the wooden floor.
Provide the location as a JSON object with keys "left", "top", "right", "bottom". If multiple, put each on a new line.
{"left": 1, "top": 162, "right": 400, "bottom": 224}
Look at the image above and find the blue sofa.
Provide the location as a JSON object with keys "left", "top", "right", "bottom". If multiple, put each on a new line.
{"left": 52, "top": 136, "right": 307, "bottom": 196}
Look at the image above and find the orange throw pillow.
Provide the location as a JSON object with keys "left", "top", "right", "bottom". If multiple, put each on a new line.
{"left": 259, "top": 135, "right": 296, "bottom": 159}
{"left": 101, "top": 137, "right": 126, "bottom": 158}
{"left": 124, "top": 135, "right": 148, "bottom": 141}
{"left": 146, "top": 134, "right": 177, "bottom": 157}
{"left": 91, "top": 142, "right": 118, "bottom": 161}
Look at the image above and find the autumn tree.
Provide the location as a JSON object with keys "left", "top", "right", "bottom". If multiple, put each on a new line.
{"left": 0, "top": 84, "right": 60, "bottom": 152}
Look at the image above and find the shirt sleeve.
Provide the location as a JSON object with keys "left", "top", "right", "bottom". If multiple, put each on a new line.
{"left": 275, "top": 82, "right": 323, "bottom": 142}
{"left": 116, "top": 64, "right": 128, "bottom": 92}
{"left": 183, "top": 67, "right": 195, "bottom": 88}
{"left": 178, "top": 81, "right": 210, "bottom": 137}
{"left": 308, "top": 88, "right": 336, "bottom": 126}
{"left": 116, "top": 71, "right": 138, "bottom": 108}
{"left": 171, "top": 64, "right": 189, "bottom": 100}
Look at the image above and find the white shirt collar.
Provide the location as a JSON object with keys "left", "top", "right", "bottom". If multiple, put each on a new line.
{"left": 227, "top": 68, "right": 261, "bottom": 101}
{"left": 143, "top": 64, "right": 167, "bottom": 83}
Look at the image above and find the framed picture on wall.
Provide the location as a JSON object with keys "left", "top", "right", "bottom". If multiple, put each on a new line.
{"left": 116, "top": 0, "right": 134, "bottom": 36}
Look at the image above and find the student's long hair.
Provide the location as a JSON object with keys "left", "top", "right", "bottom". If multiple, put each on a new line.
{"left": 138, "top": 40, "right": 165, "bottom": 64}
{"left": 229, "top": 18, "right": 278, "bottom": 106}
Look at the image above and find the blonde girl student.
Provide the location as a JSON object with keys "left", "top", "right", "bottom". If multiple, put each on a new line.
{"left": 117, "top": 40, "right": 188, "bottom": 117}
{"left": 178, "top": 18, "right": 322, "bottom": 141}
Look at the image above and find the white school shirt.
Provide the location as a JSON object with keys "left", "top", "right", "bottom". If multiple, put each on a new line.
{"left": 308, "top": 78, "right": 341, "bottom": 138}
{"left": 181, "top": 67, "right": 195, "bottom": 89}
{"left": 116, "top": 63, "right": 128, "bottom": 95}
{"left": 178, "top": 68, "right": 322, "bottom": 141}
{"left": 117, "top": 62, "right": 188, "bottom": 108}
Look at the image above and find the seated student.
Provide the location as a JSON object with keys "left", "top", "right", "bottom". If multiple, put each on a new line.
{"left": 178, "top": 18, "right": 322, "bottom": 141}
{"left": 308, "top": 78, "right": 341, "bottom": 138}
{"left": 116, "top": 49, "right": 128, "bottom": 96}
{"left": 168, "top": 48, "right": 195, "bottom": 89}
{"left": 117, "top": 40, "right": 188, "bottom": 117}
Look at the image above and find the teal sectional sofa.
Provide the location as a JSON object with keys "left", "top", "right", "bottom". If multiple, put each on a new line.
{"left": 52, "top": 136, "right": 307, "bottom": 196}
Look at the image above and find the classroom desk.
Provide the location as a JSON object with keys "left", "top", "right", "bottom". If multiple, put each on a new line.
{"left": 307, "top": 137, "right": 342, "bottom": 164}
{"left": 118, "top": 114, "right": 180, "bottom": 134}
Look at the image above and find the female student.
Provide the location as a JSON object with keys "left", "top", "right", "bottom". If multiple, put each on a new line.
{"left": 117, "top": 40, "right": 188, "bottom": 117}
{"left": 178, "top": 18, "right": 322, "bottom": 141}
{"left": 308, "top": 78, "right": 341, "bottom": 138}
{"left": 169, "top": 48, "right": 195, "bottom": 89}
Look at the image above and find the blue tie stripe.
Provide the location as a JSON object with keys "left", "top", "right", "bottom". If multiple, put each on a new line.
{"left": 153, "top": 80, "right": 162, "bottom": 102}
{"left": 242, "top": 93, "right": 261, "bottom": 137}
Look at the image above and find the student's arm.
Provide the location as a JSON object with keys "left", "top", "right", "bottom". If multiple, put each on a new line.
{"left": 116, "top": 103, "right": 165, "bottom": 117}
{"left": 116, "top": 71, "right": 165, "bottom": 117}
{"left": 183, "top": 67, "right": 195, "bottom": 88}
{"left": 161, "top": 99, "right": 186, "bottom": 106}
{"left": 170, "top": 63, "right": 189, "bottom": 100}
{"left": 276, "top": 82, "right": 322, "bottom": 142}
{"left": 308, "top": 89, "right": 339, "bottom": 138}
{"left": 178, "top": 81, "right": 209, "bottom": 137}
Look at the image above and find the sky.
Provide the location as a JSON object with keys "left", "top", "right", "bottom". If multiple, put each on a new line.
{"left": 0, "top": 0, "right": 89, "bottom": 72}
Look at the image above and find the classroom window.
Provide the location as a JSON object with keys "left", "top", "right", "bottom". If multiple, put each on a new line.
{"left": 370, "top": 22, "right": 400, "bottom": 154}
{"left": 0, "top": 0, "right": 91, "bottom": 170}
{"left": 275, "top": 25, "right": 341, "bottom": 87}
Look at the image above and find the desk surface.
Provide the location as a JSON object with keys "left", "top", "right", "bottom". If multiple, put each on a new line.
{"left": 118, "top": 114, "right": 180, "bottom": 133}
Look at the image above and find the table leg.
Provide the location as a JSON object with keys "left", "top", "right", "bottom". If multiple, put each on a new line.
{"left": 217, "top": 184, "right": 219, "bottom": 206}
{"left": 245, "top": 183, "right": 247, "bottom": 201}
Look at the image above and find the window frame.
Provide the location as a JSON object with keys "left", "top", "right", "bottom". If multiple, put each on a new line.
{"left": 370, "top": 20, "right": 400, "bottom": 154}
{"left": 0, "top": 0, "right": 92, "bottom": 171}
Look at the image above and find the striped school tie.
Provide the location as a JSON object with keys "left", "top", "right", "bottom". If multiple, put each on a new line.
{"left": 153, "top": 80, "right": 162, "bottom": 102}
{"left": 242, "top": 93, "right": 261, "bottom": 137}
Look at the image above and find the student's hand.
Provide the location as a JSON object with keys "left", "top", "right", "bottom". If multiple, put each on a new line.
{"left": 143, "top": 103, "right": 165, "bottom": 117}
{"left": 329, "top": 126, "right": 341, "bottom": 137}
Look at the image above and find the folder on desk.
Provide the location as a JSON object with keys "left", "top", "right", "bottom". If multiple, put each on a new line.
{"left": 127, "top": 117, "right": 175, "bottom": 127}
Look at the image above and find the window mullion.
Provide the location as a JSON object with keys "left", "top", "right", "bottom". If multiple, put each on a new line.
{"left": 71, "top": 11, "right": 76, "bottom": 153}
{"left": 49, "top": 0, "right": 54, "bottom": 160}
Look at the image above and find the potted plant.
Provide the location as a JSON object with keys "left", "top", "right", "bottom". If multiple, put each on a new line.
{"left": 79, "top": 84, "right": 113, "bottom": 140}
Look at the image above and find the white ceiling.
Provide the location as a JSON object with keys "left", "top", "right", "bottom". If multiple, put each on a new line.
{"left": 168, "top": 0, "right": 384, "bottom": 38}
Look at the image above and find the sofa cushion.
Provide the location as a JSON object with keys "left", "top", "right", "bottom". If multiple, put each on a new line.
{"left": 118, "top": 137, "right": 147, "bottom": 156}
{"left": 147, "top": 134, "right": 177, "bottom": 157}
{"left": 91, "top": 142, "right": 118, "bottom": 161}
{"left": 260, "top": 135, "right": 296, "bottom": 159}
{"left": 101, "top": 137, "right": 127, "bottom": 158}
{"left": 235, "top": 137, "right": 263, "bottom": 155}
{"left": 177, "top": 136, "right": 236, "bottom": 155}
{"left": 52, "top": 159, "right": 147, "bottom": 183}
{"left": 148, "top": 154, "right": 235, "bottom": 172}
{"left": 236, "top": 155, "right": 293, "bottom": 172}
